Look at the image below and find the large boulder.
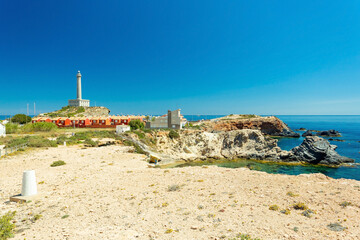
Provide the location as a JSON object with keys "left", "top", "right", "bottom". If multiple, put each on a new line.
{"left": 290, "top": 136, "right": 354, "bottom": 165}
{"left": 317, "top": 129, "right": 341, "bottom": 137}
{"left": 302, "top": 130, "right": 313, "bottom": 137}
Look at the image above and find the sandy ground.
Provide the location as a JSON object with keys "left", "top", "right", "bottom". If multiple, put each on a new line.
{"left": 1, "top": 145, "right": 360, "bottom": 240}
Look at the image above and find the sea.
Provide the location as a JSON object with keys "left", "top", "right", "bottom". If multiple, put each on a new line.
{"left": 2, "top": 114, "right": 360, "bottom": 180}
{"left": 181, "top": 115, "right": 360, "bottom": 181}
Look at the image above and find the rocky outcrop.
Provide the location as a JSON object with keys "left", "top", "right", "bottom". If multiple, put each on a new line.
{"left": 202, "top": 116, "right": 300, "bottom": 138}
{"left": 302, "top": 129, "right": 341, "bottom": 138}
{"left": 288, "top": 136, "right": 353, "bottom": 165}
{"left": 41, "top": 106, "right": 110, "bottom": 118}
{"left": 149, "top": 129, "right": 285, "bottom": 162}
{"left": 124, "top": 129, "right": 353, "bottom": 166}
{"left": 302, "top": 130, "right": 313, "bottom": 137}
{"left": 318, "top": 130, "right": 341, "bottom": 137}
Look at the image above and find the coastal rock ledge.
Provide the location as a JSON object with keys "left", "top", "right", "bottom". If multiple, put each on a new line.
{"left": 132, "top": 129, "right": 354, "bottom": 166}
{"left": 287, "top": 136, "right": 354, "bottom": 165}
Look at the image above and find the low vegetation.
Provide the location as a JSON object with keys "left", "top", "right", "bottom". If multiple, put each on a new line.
{"left": 22, "top": 122, "right": 57, "bottom": 132}
{"left": 50, "top": 160, "right": 66, "bottom": 167}
{"left": 228, "top": 233, "right": 261, "bottom": 240}
{"left": 129, "top": 119, "right": 145, "bottom": 130}
{"left": 269, "top": 205, "right": 279, "bottom": 211}
{"left": 293, "top": 202, "right": 308, "bottom": 210}
{"left": 167, "top": 184, "right": 180, "bottom": 192}
{"left": 168, "top": 130, "right": 180, "bottom": 139}
{"left": 5, "top": 122, "right": 57, "bottom": 134}
{"left": 3, "top": 136, "right": 57, "bottom": 148}
{"left": 0, "top": 211, "right": 16, "bottom": 240}
{"left": 339, "top": 201, "right": 352, "bottom": 208}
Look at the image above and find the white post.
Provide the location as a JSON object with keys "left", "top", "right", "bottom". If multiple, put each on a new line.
{"left": 64, "top": 141, "right": 66, "bottom": 146}
{"left": 21, "top": 170, "right": 37, "bottom": 196}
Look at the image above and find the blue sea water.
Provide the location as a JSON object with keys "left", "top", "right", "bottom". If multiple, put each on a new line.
{"left": 179, "top": 115, "right": 360, "bottom": 181}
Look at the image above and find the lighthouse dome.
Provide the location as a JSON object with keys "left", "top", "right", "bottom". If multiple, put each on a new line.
{"left": 77, "top": 71, "right": 82, "bottom": 77}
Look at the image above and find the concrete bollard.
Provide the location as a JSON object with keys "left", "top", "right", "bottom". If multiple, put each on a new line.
{"left": 21, "top": 170, "right": 37, "bottom": 196}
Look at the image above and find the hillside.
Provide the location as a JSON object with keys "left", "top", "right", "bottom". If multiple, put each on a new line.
{"left": 40, "top": 106, "right": 110, "bottom": 118}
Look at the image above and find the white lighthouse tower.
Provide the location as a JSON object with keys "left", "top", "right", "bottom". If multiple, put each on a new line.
{"left": 68, "top": 71, "right": 90, "bottom": 107}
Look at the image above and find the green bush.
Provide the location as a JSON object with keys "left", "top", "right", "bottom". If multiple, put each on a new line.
{"left": 123, "top": 140, "right": 146, "bottom": 154}
{"left": 6, "top": 136, "right": 57, "bottom": 148}
{"left": 5, "top": 123, "right": 18, "bottom": 134}
{"left": 22, "top": 122, "right": 57, "bottom": 132}
{"left": 84, "top": 138, "right": 98, "bottom": 147}
{"left": 11, "top": 114, "right": 32, "bottom": 124}
{"left": 0, "top": 211, "right": 16, "bottom": 240}
{"left": 28, "top": 136, "right": 57, "bottom": 148}
{"left": 169, "top": 130, "right": 180, "bottom": 139}
{"left": 129, "top": 120, "right": 144, "bottom": 130}
{"left": 51, "top": 160, "right": 66, "bottom": 167}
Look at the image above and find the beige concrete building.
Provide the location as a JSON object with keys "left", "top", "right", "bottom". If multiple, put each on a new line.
{"left": 146, "top": 109, "right": 187, "bottom": 129}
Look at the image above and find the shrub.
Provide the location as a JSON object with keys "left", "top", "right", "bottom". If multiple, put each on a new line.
{"left": 169, "top": 130, "right": 180, "bottom": 139}
{"left": 22, "top": 122, "right": 57, "bottom": 132}
{"left": 11, "top": 114, "right": 32, "bottom": 124}
{"left": 269, "top": 205, "right": 279, "bottom": 211}
{"left": 280, "top": 209, "right": 291, "bottom": 215}
{"left": 0, "top": 211, "right": 16, "bottom": 240}
{"left": 129, "top": 120, "right": 144, "bottom": 130}
{"left": 122, "top": 140, "right": 146, "bottom": 154}
{"left": 293, "top": 202, "right": 308, "bottom": 210}
{"left": 84, "top": 138, "right": 98, "bottom": 147}
{"left": 5, "top": 123, "right": 18, "bottom": 134}
{"left": 133, "top": 131, "right": 145, "bottom": 139}
{"left": 301, "top": 209, "right": 314, "bottom": 218}
{"left": 286, "top": 191, "right": 298, "bottom": 197}
{"left": 51, "top": 160, "right": 66, "bottom": 167}
{"left": 168, "top": 184, "right": 180, "bottom": 192}
{"left": 28, "top": 136, "right": 57, "bottom": 148}
{"left": 340, "top": 201, "right": 352, "bottom": 208}
{"left": 6, "top": 136, "right": 57, "bottom": 148}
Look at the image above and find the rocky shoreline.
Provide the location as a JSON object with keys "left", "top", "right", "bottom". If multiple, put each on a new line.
{"left": 124, "top": 116, "right": 354, "bottom": 167}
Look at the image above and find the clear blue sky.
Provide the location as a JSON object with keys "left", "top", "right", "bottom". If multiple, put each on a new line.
{"left": 1, "top": 0, "right": 360, "bottom": 115}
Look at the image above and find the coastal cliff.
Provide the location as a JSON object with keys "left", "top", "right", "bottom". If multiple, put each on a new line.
{"left": 125, "top": 129, "right": 354, "bottom": 166}
{"left": 198, "top": 115, "right": 300, "bottom": 137}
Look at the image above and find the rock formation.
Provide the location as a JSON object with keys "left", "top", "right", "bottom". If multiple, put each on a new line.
{"left": 302, "top": 129, "right": 341, "bottom": 138}
{"left": 288, "top": 136, "right": 353, "bottom": 165}
{"left": 202, "top": 115, "right": 300, "bottom": 138}
{"left": 302, "top": 130, "right": 313, "bottom": 137}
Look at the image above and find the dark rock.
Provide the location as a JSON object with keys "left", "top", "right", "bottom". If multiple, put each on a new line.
{"left": 278, "top": 129, "right": 300, "bottom": 138}
{"left": 295, "top": 128, "right": 306, "bottom": 131}
{"left": 290, "top": 136, "right": 354, "bottom": 165}
{"left": 302, "top": 130, "right": 313, "bottom": 137}
{"left": 328, "top": 138, "right": 345, "bottom": 142}
{"left": 317, "top": 129, "right": 341, "bottom": 137}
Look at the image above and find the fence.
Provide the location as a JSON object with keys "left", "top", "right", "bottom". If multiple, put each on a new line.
{"left": 0, "top": 143, "right": 27, "bottom": 158}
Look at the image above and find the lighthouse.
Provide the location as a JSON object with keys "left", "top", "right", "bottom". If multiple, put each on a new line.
{"left": 68, "top": 71, "right": 90, "bottom": 107}
{"left": 77, "top": 70, "right": 82, "bottom": 99}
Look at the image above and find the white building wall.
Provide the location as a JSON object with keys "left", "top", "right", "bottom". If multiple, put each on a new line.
{"left": 116, "top": 125, "right": 131, "bottom": 134}
{"left": 150, "top": 117, "right": 168, "bottom": 128}
{"left": 0, "top": 123, "right": 6, "bottom": 137}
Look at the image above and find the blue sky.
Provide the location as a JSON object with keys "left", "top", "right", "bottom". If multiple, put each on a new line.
{"left": 1, "top": 0, "right": 360, "bottom": 115}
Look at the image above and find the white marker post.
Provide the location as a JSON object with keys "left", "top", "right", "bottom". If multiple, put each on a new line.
{"left": 21, "top": 170, "right": 37, "bottom": 196}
